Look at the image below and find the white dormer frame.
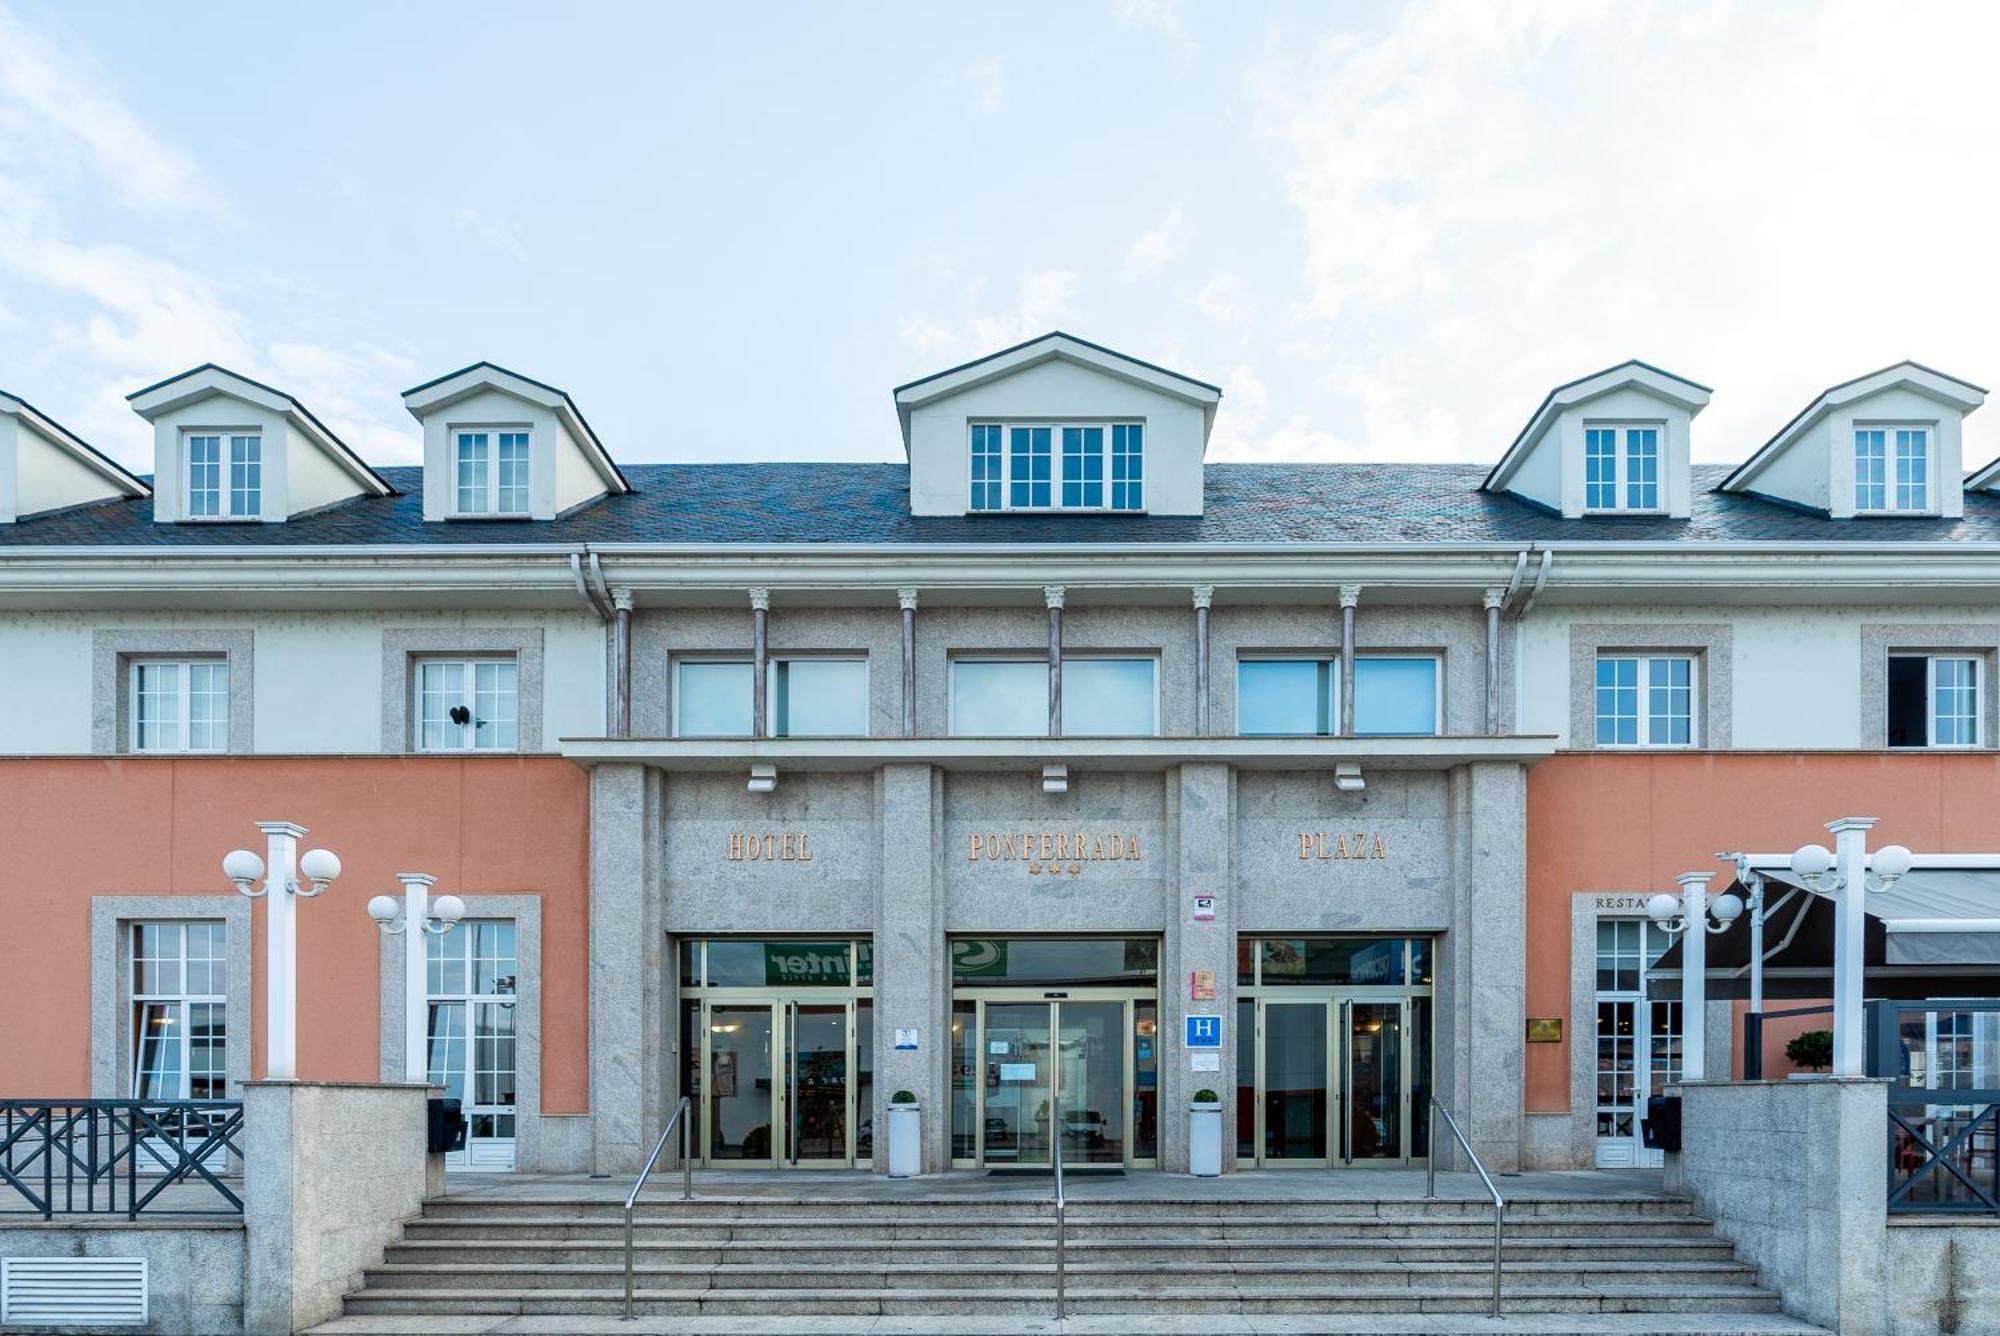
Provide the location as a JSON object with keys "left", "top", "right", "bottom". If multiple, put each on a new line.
{"left": 1483, "top": 361, "right": 1711, "bottom": 519}
{"left": 127, "top": 365, "right": 393, "bottom": 524}
{"left": 892, "top": 332, "right": 1220, "bottom": 456}
{"left": 1720, "top": 362, "right": 1985, "bottom": 520}
{"left": 0, "top": 391, "right": 149, "bottom": 524}
{"left": 402, "top": 363, "right": 629, "bottom": 523}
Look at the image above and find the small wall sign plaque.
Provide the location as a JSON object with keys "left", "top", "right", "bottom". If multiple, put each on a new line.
{"left": 1526, "top": 1017, "right": 1563, "bottom": 1043}
{"left": 1193, "top": 895, "right": 1216, "bottom": 921}
{"left": 1190, "top": 969, "right": 1216, "bottom": 1002}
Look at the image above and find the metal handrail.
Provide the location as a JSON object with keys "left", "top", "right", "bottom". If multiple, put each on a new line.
{"left": 1425, "top": 1095, "right": 1505, "bottom": 1318}
{"left": 1051, "top": 1091, "right": 1067, "bottom": 1319}
{"left": 622, "top": 1096, "right": 691, "bottom": 1321}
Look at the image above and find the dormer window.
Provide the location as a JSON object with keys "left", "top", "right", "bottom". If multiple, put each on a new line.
{"left": 454, "top": 429, "right": 531, "bottom": 516}
{"left": 968, "top": 421, "right": 1144, "bottom": 513}
{"left": 1583, "top": 425, "right": 1661, "bottom": 513}
{"left": 185, "top": 432, "right": 260, "bottom": 519}
{"left": 1855, "top": 426, "right": 1930, "bottom": 513}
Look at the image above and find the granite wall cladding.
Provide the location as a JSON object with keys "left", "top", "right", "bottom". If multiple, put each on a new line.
{"left": 662, "top": 771, "right": 878, "bottom": 933}
{"left": 942, "top": 770, "right": 1169, "bottom": 930}
{"left": 1234, "top": 770, "right": 1453, "bottom": 932}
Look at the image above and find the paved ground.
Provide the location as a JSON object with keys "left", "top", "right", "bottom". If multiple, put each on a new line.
{"left": 438, "top": 1167, "right": 1671, "bottom": 1206}
{"left": 307, "top": 1315, "right": 1824, "bottom": 1335}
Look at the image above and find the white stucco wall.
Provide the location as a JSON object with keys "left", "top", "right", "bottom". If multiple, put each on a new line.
{"left": 146, "top": 399, "right": 288, "bottom": 523}
{"left": 283, "top": 420, "right": 364, "bottom": 517}
{"left": 907, "top": 358, "right": 1208, "bottom": 516}
{"left": 0, "top": 609, "right": 604, "bottom": 754}
{"left": 7, "top": 415, "right": 129, "bottom": 520}
{"left": 553, "top": 416, "right": 605, "bottom": 516}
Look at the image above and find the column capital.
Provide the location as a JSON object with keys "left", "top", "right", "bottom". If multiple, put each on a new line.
{"left": 612, "top": 588, "right": 635, "bottom": 613}
{"left": 1338, "top": 584, "right": 1362, "bottom": 610}
{"left": 1482, "top": 587, "right": 1506, "bottom": 611}
{"left": 394, "top": 872, "right": 438, "bottom": 890}
{"left": 748, "top": 587, "right": 771, "bottom": 612}
{"left": 1044, "top": 585, "right": 1066, "bottom": 610}
{"left": 897, "top": 586, "right": 920, "bottom": 612}
{"left": 1674, "top": 870, "right": 1713, "bottom": 890}
{"left": 1191, "top": 584, "right": 1214, "bottom": 611}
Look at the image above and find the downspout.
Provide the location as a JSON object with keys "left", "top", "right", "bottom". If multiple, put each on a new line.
{"left": 1486, "top": 550, "right": 1530, "bottom": 734}
{"left": 569, "top": 552, "right": 619, "bottom": 736}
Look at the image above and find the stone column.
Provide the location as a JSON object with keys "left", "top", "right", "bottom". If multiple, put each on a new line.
{"left": 1045, "top": 585, "right": 1065, "bottom": 737}
{"left": 898, "top": 587, "right": 918, "bottom": 737}
{"left": 1454, "top": 760, "right": 1526, "bottom": 1171}
{"left": 749, "top": 587, "right": 770, "bottom": 737}
{"left": 1482, "top": 587, "right": 1505, "bottom": 734}
{"left": 1192, "top": 585, "right": 1214, "bottom": 735}
{"left": 612, "top": 588, "right": 634, "bottom": 738}
{"left": 589, "top": 762, "right": 665, "bottom": 1175}
{"left": 874, "top": 763, "right": 947, "bottom": 1171}
{"left": 1162, "top": 762, "right": 1235, "bottom": 1173}
{"left": 1338, "top": 585, "right": 1360, "bottom": 735}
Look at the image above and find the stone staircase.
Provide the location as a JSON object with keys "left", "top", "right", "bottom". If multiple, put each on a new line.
{"left": 335, "top": 1190, "right": 1804, "bottom": 1325}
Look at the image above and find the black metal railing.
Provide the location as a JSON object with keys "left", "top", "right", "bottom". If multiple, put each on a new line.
{"left": 0, "top": 1100, "right": 245, "bottom": 1219}
{"left": 1870, "top": 1000, "right": 2000, "bottom": 1215}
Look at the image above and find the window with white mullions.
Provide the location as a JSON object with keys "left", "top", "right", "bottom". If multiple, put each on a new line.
{"left": 1856, "top": 426, "right": 1931, "bottom": 513}
{"left": 1593, "top": 917, "right": 1681, "bottom": 1168}
{"left": 1888, "top": 654, "right": 1982, "bottom": 748}
{"left": 970, "top": 423, "right": 1144, "bottom": 512}
{"left": 1111, "top": 424, "right": 1143, "bottom": 510}
{"left": 1008, "top": 426, "right": 1052, "bottom": 508}
{"left": 427, "top": 919, "right": 518, "bottom": 1169}
{"left": 185, "top": 433, "right": 261, "bottom": 519}
{"left": 969, "top": 424, "right": 1003, "bottom": 510}
{"left": 1061, "top": 427, "right": 1105, "bottom": 507}
{"left": 454, "top": 430, "right": 531, "bottom": 515}
{"left": 131, "top": 660, "right": 228, "bottom": 753}
{"left": 416, "top": 658, "right": 520, "bottom": 751}
{"left": 1594, "top": 654, "right": 1695, "bottom": 747}
{"left": 1583, "top": 425, "right": 1661, "bottom": 512}
{"left": 130, "top": 921, "right": 228, "bottom": 1100}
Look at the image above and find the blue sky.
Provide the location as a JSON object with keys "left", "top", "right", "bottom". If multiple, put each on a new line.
{"left": 4, "top": 1, "right": 1999, "bottom": 476}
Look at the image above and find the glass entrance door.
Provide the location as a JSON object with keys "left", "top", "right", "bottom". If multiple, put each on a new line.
{"left": 963, "top": 997, "right": 1144, "bottom": 1167}
{"left": 1261, "top": 999, "right": 1330, "bottom": 1164}
{"left": 706, "top": 1003, "right": 777, "bottom": 1166}
{"left": 787, "top": 1002, "right": 850, "bottom": 1165}
{"left": 983, "top": 1002, "right": 1052, "bottom": 1165}
{"left": 1239, "top": 993, "right": 1426, "bottom": 1168}
{"left": 1341, "top": 1000, "right": 1406, "bottom": 1164}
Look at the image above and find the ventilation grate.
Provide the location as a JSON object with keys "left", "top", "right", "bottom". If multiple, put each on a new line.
{"left": 2, "top": 1256, "right": 148, "bottom": 1326}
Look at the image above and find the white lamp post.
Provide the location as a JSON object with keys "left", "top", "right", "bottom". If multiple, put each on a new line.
{"left": 1789, "top": 818, "right": 1913, "bottom": 1076}
{"left": 1647, "top": 872, "right": 1744, "bottom": 1081}
{"left": 223, "top": 822, "right": 342, "bottom": 1081}
{"left": 366, "top": 874, "right": 466, "bottom": 1083}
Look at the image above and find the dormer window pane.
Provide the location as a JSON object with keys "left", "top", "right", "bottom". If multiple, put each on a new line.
{"left": 456, "top": 433, "right": 490, "bottom": 514}
{"left": 1008, "top": 427, "right": 1052, "bottom": 508}
{"left": 186, "top": 433, "right": 259, "bottom": 519}
{"left": 1111, "top": 424, "right": 1144, "bottom": 511}
{"left": 188, "top": 435, "right": 221, "bottom": 517}
{"left": 1856, "top": 427, "right": 1930, "bottom": 513}
{"left": 1060, "top": 427, "right": 1105, "bottom": 508}
{"left": 1585, "top": 426, "right": 1660, "bottom": 513}
{"left": 1624, "top": 429, "right": 1658, "bottom": 510}
{"left": 454, "top": 429, "right": 532, "bottom": 516}
{"left": 970, "top": 424, "right": 1003, "bottom": 510}
{"left": 497, "top": 432, "right": 530, "bottom": 513}
{"left": 1856, "top": 429, "right": 1886, "bottom": 510}
{"left": 1896, "top": 429, "right": 1928, "bottom": 511}
{"left": 1585, "top": 429, "right": 1617, "bottom": 509}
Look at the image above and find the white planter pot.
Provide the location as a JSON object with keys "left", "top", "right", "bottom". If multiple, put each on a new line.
{"left": 887, "top": 1104, "right": 922, "bottom": 1177}
{"left": 1188, "top": 1102, "right": 1222, "bottom": 1177}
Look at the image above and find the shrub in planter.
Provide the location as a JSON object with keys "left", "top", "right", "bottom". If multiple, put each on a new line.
{"left": 892, "top": 1089, "right": 918, "bottom": 1104}
{"left": 1785, "top": 1030, "right": 1833, "bottom": 1072}
{"left": 1192, "top": 1088, "right": 1220, "bottom": 1104}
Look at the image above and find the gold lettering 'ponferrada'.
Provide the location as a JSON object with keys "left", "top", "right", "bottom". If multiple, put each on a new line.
{"left": 727, "top": 832, "right": 814, "bottom": 862}
{"left": 968, "top": 830, "right": 1143, "bottom": 870}
{"left": 1296, "top": 831, "right": 1389, "bottom": 861}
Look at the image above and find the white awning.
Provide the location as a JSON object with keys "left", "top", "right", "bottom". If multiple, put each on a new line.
{"left": 1762, "top": 867, "right": 2000, "bottom": 966}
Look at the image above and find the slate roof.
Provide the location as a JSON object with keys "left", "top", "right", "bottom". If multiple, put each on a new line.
{"left": 5, "top": 464, "right": 2000, "bottom": 547}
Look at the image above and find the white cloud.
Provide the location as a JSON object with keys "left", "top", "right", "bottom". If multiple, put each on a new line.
{"left": 1123, "top": 204, "right": 1186, "bottom": 281}
{"left": 1194, "top": 271, "right": 1253, "bottom": 332}
{"left": 942, "top": 56, "right": 1006, "bottom": 117}
{"left": 899, "top": 315, "right": 956, "bottom": 354}
{"left": 1256, "top": 0, "right": 2000, "bottom": 468}
{"left": 454, "top": 209, "right": 530, "bottom": 265}
{"left": 1115, "top": 0, "right": 1197, "bottom": 58}
{"left": 970, "top": 269, "right": 1078, "bottom": 349}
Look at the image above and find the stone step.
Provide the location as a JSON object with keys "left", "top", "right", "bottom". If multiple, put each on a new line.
{"left": 404, "top": 1211, "right": 1719, "bottom": 1239}
{"left": 338, "top": 1283, "right": 1786, "bottom": 1317}
{"left": 424, "top": 1195, "right": 1692, "bottom": 1221}
{"left": 314, "top": 1314, "right": 1826, "bottom": 1335}
{"left": 357, "top": 1260, "right": 1764, "bottom": 1292}
{"left": 381, "top": 1236, "right": 1742, "bottom": 1266}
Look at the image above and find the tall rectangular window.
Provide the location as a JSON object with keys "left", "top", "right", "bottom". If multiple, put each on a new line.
{"left": 1895, "top": 428, "right": 1929, "bottom": 512}
{"left": 1583, "top": 425, "right": 1663, "bottom": 513}
{"left": 1595, "top": 654, "right": 1694, "bottom": 747}
{"left": 131, "top": 921, "right": 227, "bottom": 1100}
{"left": 1585, "top": 428, "right": 1618, "bottom": 510}
{"left": 949, "top": 658, "right": 1048, "bottom": 736}
{"left": 675, "top": 660, "right": 754, "bottom": 737}
{"left": 1110, "top": 424, "right": 1144, "bottom": 511}
{"left": 1060, "top": 427, "right": 1105, "bottom": 508}
{"left": 1855, "top": 429, "right": 1887, "bottom": 510}
{"left": 455, "top": 430, "right": 532, "bottom": 515}
{"left": 770, "top": 658, "right": 869, "bottom": 737}
{"left": 1888, "top": 654, "right": 1981, "bottom": 748}
{"left": 1008, "top": 427, "right": 1052, "bottom": 508}
{"left": 969, "top": 424, "right": 1003, "bottom": 511}
{"left": 1238, "top": 658, "right": 1335, "bottom": 736}
{"left": 1857, "top": 426, "right": 1932, "bottom": 513}
{"left": 1624, "top": 428, "right": 1659, "bottom": 510}
{"left": 131, "top": 660, "right": 228, "bottom": 753}
{"left": 186, "top": 433, "right": 260, "bottom": 518}
{"left": 1352, "top": 656, "right": 1440, "bottom": 736}
{"left": 416, "top": 658, "right": 520, "bottom": 751}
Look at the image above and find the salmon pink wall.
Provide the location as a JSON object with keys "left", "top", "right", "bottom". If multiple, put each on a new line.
{"left": 0, "top": 757, "right": 590, "bottom": 1111}
{"left": 1527, "top": 751, "right": 2000, "bottom": 1112}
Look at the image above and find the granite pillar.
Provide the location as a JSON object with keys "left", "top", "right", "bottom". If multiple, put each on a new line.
{"left": 874, "top": 763, "right": 947, "bottom": 1171}
{"left": 1162, "top": 762, "right": 1234, "bottom": 1173}
{"left": 1459, "top": 760, "right": 1527, "bottom": 1170}
{"left": 588, "top": 762, "right": 665, "bottom": 1175}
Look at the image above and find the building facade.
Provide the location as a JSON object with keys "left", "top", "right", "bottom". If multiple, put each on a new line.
{"left": 5, "top": 336, "right": 2000, "bottom": 1178}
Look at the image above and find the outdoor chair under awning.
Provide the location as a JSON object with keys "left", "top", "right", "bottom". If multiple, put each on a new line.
{"left": 1646, "top": 867, "right": 2000, "bottom": 1002}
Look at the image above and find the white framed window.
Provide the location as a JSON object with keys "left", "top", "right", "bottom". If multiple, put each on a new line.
{"left": 1594, "top": 654, "right": 1696, "bottom": 747}
{"left": 948, "top": 654, "right": 1159, "bottom": 737}
{"left": 673, "top": 656, "right": 869, "bottom": 737}
{"left": 131, "top": 921, "right": 228, "bottom": 1100}
{"left": 130, "top": 659, "right": 228, "bottom": 753}
{"left": 1888, "top": 654, "right": 1982, "bottom": 748}
{"left": 948, "top": 657, "right": 1045, "bottom": 736}
{"left": 1352, "top": 654, "right": 1441, "bottom": 737}
{"left": 1583, "top": 425, "right": 1662, "bottom": 513}
{"left": 968, "top": 422, "right": 1145, "bottom": 513}
{"left": 184, "top": 432, "right": 261, "bottom": 519}
{"left": 1855, "top": 426, "right": 1931, "bottom": 514}
{"left": 416, "top": 658, "right": 520, "bottom": 751}
{"left": 453, "top": 429, "right": 532, "bottom": 516}
{"left": 1235, "top": 654, "right": 1441, "bottom": 737}
{"left": 428, "top": 918, "right": 518, "bottom": 1169}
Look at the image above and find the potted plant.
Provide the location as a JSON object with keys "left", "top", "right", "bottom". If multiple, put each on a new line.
{"left": 1785, "top": 1029, "right": 1834, "bottom": 1079}
{"left": 887, "top": 1089, "right": 921, "bottom": 1177}
{"left": 1188, "top": 1087, "right": 1222, "bottom": 1177}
